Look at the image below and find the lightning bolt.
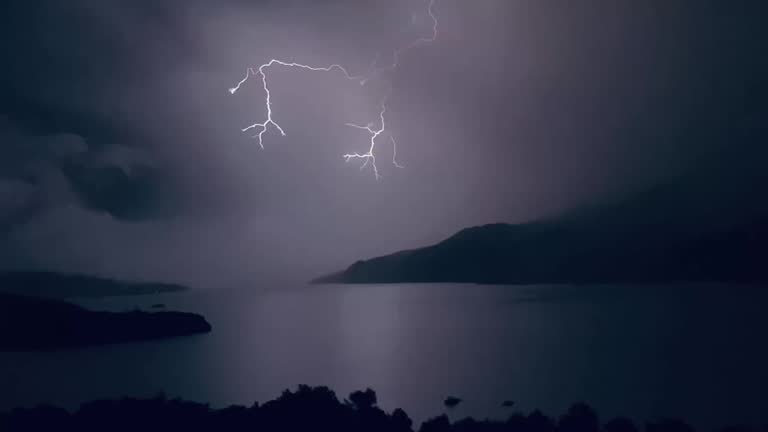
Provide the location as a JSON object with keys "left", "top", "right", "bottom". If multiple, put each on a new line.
{"left": 363, "top": 0, "right": 439, "bottom": 84}
{"left": 230, "top": 0, "right": 438, "bottom": 179}
{"left": 228, "top": 61, "right": 366, "bottom": 149}
{"left": 343, "top": 104, "right": 388, "bottom": 180}
{"left": 391, "top": 136, "right": 405, "bottom": 169}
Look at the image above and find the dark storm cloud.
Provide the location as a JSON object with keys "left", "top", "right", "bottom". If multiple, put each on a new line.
{"left": 0, "top": 0, "right": 766, "bottom": 285}
{"left": 0, "top": 117, "right": 168, "bottom": 224}
{"left": 0, "top": 0, "right": 195, "bottom": 223}
{"left": 61, "top": 162, "right": 166, "bottom": 221}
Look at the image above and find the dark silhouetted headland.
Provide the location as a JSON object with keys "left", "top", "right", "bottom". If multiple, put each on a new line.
{"left": 316, "top": 179, "right": 768, "bottom": 285}
{"left": 320, "top": 220, "right": 766, "bottom": 284}
{"left": 0, "top": 292, "right": 211, "bottom": 351}
{"left": 317, "top": 219, "right": 767, "bottom": 284}
{"left": 0, "top": 386, "right": 758, "bottom": 432}
{"left": 0, "top": 271, "right": 188, "bottom": 299}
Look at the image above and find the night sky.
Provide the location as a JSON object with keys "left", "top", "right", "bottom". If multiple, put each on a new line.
{"left": 1, "top": 0, "right": 766, "bottom": 287}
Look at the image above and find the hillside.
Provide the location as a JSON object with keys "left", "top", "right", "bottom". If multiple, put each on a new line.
{"left": 316, "top": 218, "right": 768, "bottom": 285}
{"left": 0, "top": 292, "right": 211, "bottom": 351}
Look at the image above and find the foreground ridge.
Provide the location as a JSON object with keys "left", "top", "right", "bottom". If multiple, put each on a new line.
{"left": 1, "top": 385, "right": 757, "bottom": 432}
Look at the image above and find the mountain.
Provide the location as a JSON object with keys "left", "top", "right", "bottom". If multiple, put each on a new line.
{"left": 317, "top": 220, "right": 767, "bottom": 284}
{"left": 0, "top": 271, "right": 187, "bottom": 299}
{"left": 0, "top": 272, "right": 209, "bottom": 350}
{"left": 316, "top": 178, "right": 768, "bottom": 285}
{"left": 0, "top": 292, "right": 211, "bottom": 351}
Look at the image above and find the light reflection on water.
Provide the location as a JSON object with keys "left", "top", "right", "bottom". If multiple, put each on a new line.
{"left": 1, "top": 283, "right": 767, "bottom": 429}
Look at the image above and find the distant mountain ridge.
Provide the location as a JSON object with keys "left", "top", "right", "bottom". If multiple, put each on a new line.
{"left": 316, "top": 217, "right": 768, "bottom": 285}
{"left": 0, "top": 271, "right": 187, "bottom": 299}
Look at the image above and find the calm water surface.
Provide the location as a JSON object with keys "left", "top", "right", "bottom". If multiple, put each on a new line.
{"left": 2, "top": 283, "right": 767, "bottom": 428}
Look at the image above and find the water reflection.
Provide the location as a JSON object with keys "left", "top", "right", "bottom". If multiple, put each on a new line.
{"left": 1, "top": 283, "right": 766, "bottom": 429}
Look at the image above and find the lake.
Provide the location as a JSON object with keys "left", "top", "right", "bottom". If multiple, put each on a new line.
{"left": 1, "top": 283, "right": 767, "bottom": 429}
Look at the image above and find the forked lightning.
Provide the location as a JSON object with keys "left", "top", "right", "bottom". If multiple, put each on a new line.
{"left": 229, "top": 0, "right": 438, "bottom": 179}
